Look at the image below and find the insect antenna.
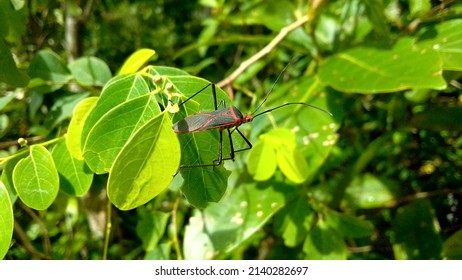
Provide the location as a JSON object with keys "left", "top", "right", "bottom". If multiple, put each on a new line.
{"left": 250, "top": 62, "right": 291, "bottom": 116}
{"left": 253, "top": 102, "right": 333, "bottom": 119}
{"left": 250, "top": 60, "right": 332, "bottom": 118}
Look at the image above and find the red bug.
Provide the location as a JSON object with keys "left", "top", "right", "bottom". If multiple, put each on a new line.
{"left": 172, "top": 81, "right": 332, "bottom": 169}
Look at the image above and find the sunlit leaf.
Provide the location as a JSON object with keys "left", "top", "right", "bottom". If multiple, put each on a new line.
{"left": 108, "top": 113, "right": 180, "bottom": 210}
{"left": 318, "top": 38, "right": 446, "bottom": 93}
{"left": 67, "top": 97, "right": 99, "bottom": 159}
{"left": 83, "top": 94, "right": 161, "bottom": 174}
{"left": 13, "top": 145, "right": 59, "bottom": 210}
{"left": 0, "top": 181, "right": 13, "bottom": 259}
{"left": 118, "top": 49, "right": 156, "bottom": 75}
{"left": 417, "top": 19, "right": 462, "bottom": 70}
{"left": 247, "top": 140, "right": 277, "bottom": 181}
{"left": 183, "top": 180, "right": 292, "bottom": 258}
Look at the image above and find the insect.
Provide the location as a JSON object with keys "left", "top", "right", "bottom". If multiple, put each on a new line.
{"left": 172, "top": 77, "right": 332, "bottom": 169}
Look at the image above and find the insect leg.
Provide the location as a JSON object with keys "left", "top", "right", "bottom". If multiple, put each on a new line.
{"left": 178, "top": 83, "right": 215, "bottom": 107}
{"left": 220, "top": 127, "right": 251, "bottom": 163}
{"left": 212, "top": 129, "right": 224, "bottom": 165}
{"left": 232, "top": 127, "right": 252, "bottom": 154}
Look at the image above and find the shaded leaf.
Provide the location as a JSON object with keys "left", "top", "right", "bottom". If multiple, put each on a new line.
{"left": 52, "top": 138, "right": 93, "bottom": 196}
{"left": 0, "top": 39, "right": 29, "bottom": 87}
{"left": 27, "top": 50, "right": 71, "bottom": 93}
{"left": 345, "top": 173, "right": 399, "bottom": 209}
{"left": 145, "top": 243, "right": 171, "bottom": 260}
{"left": 274, "top": 196, "right": 314, "bottom": 247}
{"left": 390, "top": 199, "right": 442, "bottom": 259}
{"left": 69, "top": 56, "right": 112, "bottom": 86}
{"left": 136, "top": 211, "right": 170, "bottom": 251}
{"left": 411, "top": 107, "right": 462, "bottom": 132}
{"left": 303, "top": 219, "right": 348, "bottom": 260}
{"left": 442, "top": 228, "right": 462, "bottom": 260}
{"left": 324, "top": 208, "right": 374, "bottom": 238}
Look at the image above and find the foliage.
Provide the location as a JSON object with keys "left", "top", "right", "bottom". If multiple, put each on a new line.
{"left": 1, "top": 0, "right": 462, "bottom": 260}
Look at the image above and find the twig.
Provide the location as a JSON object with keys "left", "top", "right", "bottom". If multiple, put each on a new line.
{"left": 216, "top": 15, "right": 309, "bottom": 88}
{"left": 14, "top": 220, "right": 51, "bottom": 260}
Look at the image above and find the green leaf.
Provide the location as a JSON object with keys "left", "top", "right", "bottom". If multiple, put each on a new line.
{"left": 169, "top": 76, "right": 231, "bottom": 208}
{"left": 83, "top": 94, "right": 161, "bottom": 174}
{"left": 45, "top": 92, "right": 89, "bottom": 129}
{"left": 0, "top": 180, "right": 14, "bottom": 259}
{"left": 409, "top": 0, "right": 431, "bottom": 18}
{"left": 27, "top": 50, "right": 71, "bottom": 94}
{"left": 258, "top": 77, "right": 342, "bottom": 183}
{"left": 13, "top": 145, "right": 59, "bottom": 210}
{"left": 247, "top": 140, "right": 277, "bottom": 181}
{"left": 345, "top": 173, "right": 399, "bottom": 209}
{"left": 303, "top": 220, "right": 348, "bottom": 260}
{"left": 184, "top": 180, "right": 291, "bottom": 258}
{"left": 118, "top": 49, "right": 156, "bottom": 75}
{"left": 390, "top": 199, "right": 442, "bottom": 259}
{"left": 183, "top": 209, "right": 215, "bottom": 259}
{"left": 52, "top": 138, "right": 93, "bottom": 196}
{"left": 417, "top": 19, "right": 462, "bottom": 71}
{"left": 0, "top": 151, "right": 28, "bottom": 204}
{"left": 107, "top": 113, "right": 180, "bottom": 210}
{"left": 69, "top": 56, "right": 112, "bottom": 86}
{"left": 66, "top": 97, "right": 99, "bottom": 159}
{"left": 276, "top": 145, "right": 309, "bottom": 184}
{"left": 136, "top": 210, "right": 170, "bottom": 251}
{"left": 324, "top": 208, "right": 374, "bottom": 238}
{"left": 442, "top": 228, "right": 462, "bottom": 260}
{"left": 274, "top": 196, "right": 315, "bottom": 247}
{"left": 81, "top": 74, "right": 150, "bottom": 146}
{"left": 180, "top": 166, "right": 230, "bottom": 209}
{"left": 318, "top": 37, "right": 446, "bottom": 93}
{"left": 0, "top": 39, "right": 29, "bottom": 87}
{"left": 144, "top": 243, "right": 171, "bottom": 260}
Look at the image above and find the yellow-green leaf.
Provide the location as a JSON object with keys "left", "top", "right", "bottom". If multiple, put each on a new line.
{"left": 13, "top": 145, "right": 59, "bottom": 210}
{"left": 108, "top": 113, "right": 180, "bottom": 210}
{"left": 247, "top": 139, "right": 277, "bottom": 181}
{"left": 0, "top": 180, "right": 14, "bottom": 259}
{"left": 66, "top": 97, "right": 98, "bottom": 160}
{"left": 118, "top": 48, "right": 156, "bottom": 75}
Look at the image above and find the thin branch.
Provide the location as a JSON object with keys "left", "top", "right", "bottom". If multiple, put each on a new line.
{"left": 14, "top": 220, "right": 51, "bottom": 260}
{"left": 216, "top": 15, "right": 309, "bottom": 88}
{"left": 171, "top": 197, "right": 183, "bottom": 260}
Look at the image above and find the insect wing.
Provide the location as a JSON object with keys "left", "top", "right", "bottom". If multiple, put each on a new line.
{"left": 173, "top": 107, "right": 243, "bottom": 133}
